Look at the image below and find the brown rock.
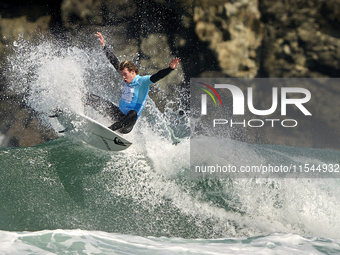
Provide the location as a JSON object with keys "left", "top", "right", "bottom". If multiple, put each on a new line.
{"left": 61, "top": 0, "right": 103, "bottom": 28}
{"left": 193, "top": 0, "right": 264, "bottom": 77}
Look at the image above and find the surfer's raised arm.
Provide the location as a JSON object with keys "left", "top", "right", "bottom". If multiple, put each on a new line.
{"left": 95, "top": 32, "right": 119, "bottom": 70}
{"left": 169, "top": 58, "right": 181, "bottom": 69}
{"left": 95, "top": 32, "right": 180, "bottom": 81}
{"left": 150, "top": 58, "right": 181, "bottom": 83}
{"left": 95, "top": 32, "right": 105, "bottom": 47}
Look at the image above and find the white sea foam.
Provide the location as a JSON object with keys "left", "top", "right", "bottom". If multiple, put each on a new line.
{"left": 4, "top": 38, "right": 340, "bottom": 246}
{"left": 0, "top": 230, "right": 339, "bottom": 255}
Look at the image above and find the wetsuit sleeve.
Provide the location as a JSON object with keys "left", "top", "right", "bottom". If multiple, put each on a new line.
{"left": 150, "top": 67, "right": 173, "bottom": 83}
{"left": 103, "top": 45, "right": 119, "bottom": 70}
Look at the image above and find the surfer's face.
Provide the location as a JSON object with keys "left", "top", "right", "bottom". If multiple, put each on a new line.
{"left": 119, "top": 68, "right": 136, "bottom": 84}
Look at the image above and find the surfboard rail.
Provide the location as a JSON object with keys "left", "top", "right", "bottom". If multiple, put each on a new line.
{"left": 51, "top": 110, "right": 132, "bottom": 151}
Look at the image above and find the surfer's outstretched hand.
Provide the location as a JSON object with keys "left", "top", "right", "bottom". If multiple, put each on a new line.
{"left": 169, "top": 58, "right": 181, "bottom": 69}
{"left": 95, "top": 32, "right": 105, "bottom": 47}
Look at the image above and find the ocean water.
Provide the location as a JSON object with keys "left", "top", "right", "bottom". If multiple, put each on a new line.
{"left": 1, "top": 38, "right": 340, "bottom": 254}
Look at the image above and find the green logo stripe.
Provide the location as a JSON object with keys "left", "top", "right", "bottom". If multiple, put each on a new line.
{"left": 199, "top": 88, "right": 217, "bottom": 106}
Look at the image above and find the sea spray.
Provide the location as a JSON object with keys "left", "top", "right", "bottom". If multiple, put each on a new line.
{"left": 2, "top": 38, "right": 340, "bottom": 242}
{"left": 6, "top": 38, "right": 120, "bottom": 130}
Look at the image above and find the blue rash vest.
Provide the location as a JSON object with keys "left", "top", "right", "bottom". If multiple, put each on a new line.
{"left": 118, "top": 74, "right": 153, "bottom": 118}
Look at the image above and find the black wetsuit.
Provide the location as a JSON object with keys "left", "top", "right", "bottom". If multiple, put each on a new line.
{"left": 85, "top": 46, "right": 174, "bottom": 134}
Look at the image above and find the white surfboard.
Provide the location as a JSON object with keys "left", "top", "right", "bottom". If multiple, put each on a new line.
{"left": 51, "top": 110, "right": 132, "bottom": 151}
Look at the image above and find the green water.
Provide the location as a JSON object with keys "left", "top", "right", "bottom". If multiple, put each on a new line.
{"left": 0, "top": 138, "right": 212, "bottom": 238}
{"left": 1, "top": 136, "right": 340, "bottom": 241}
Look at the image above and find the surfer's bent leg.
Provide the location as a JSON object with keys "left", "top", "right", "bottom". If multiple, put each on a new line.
{"left": 84, "top": 93, "right": 124, "bottom": 120}
{"left": 108, "top": 110, "right": 137, "bottom": 134}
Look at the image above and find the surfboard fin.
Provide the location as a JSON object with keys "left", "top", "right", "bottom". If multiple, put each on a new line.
{"left": 58, "top": 128, "right": 68, "bottom": 133}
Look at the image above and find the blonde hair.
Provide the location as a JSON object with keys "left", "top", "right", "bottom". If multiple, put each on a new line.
{"left": 118, "top": 61, "right": 139, "bottom": 74}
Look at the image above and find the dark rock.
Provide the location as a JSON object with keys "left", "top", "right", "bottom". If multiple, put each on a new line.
{"left": 0, "top": 0, "right": 340, "bottom": 149}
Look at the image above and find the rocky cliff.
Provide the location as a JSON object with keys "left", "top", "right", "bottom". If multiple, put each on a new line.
{"left": 0, "top": 0, "right": 339, "bottom": 148}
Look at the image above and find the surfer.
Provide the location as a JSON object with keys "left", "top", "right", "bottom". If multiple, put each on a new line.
{"left": 86, "top": 32, "right": 181, "bottom": 134}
